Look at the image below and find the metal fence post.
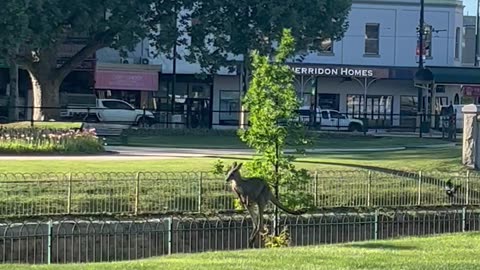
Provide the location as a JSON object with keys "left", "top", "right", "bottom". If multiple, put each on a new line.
{"left": 313, "top": 171, "right": 318, "bottom": 207}
{"left": 166, "top": 217, "right": 173, "bottom": 255}
{"left": 417, "top": 171, "right": 422, "bottom": 205}
{"left": 67, "top": 173, "right": 72, "bottom": 215}
{"left": 47, "top": 220, "right": 53, "bottom": 264}
{"left": 466, "top": 171, "right": 470, "bottom": 206}
{"left": 134, "top": 172, "right": 141, "bottom": 215}
{"left": 367, "top": 171, "right": 372, "bottom": 207}
{"left": 198, "top": 172, "right": 203, "bottom": 213}
{"left": 374, "top": 210, "right": 379, "bottom": 241}
{"left": 462, "top": 207, "right": 466, "bottom": 233}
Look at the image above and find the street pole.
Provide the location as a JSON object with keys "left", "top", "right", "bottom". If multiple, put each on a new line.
{"left": 475, "top": 0, "right": 480, "bottom": 66}
{"left": 417, "top": 0, "right": 425, "bottom": 114}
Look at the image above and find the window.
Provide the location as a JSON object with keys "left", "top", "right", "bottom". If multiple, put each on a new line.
{"left": 455, "top": 27, "right": 460, "bottom": 59}
{"left": 318, "top": 94, "right": 340, "bottom": 110}
{"left": 102, "top": 100, "right": 133, "bottom": 110}
{"left": 330, "top": 111, "right": 346, "bottom": 119}
{"left": 400, "top": 96, "right": 418, "bottom": 127}
{"left": 365, "top": 24, "right": 379, "bottom": 55}
{"left": 219, "top": 90, "right": 240, "bottom": 125}
{"left": 315, "top": 38, "right": 333, "bottom": 54}
{"left": 321, "top": 111, "right": 329, "bottom": 119}
{"left": 347, "top": 94, "right": 393, "bottom": 121}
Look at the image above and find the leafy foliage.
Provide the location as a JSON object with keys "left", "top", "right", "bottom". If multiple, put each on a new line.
{"left": 263, "top": 226, "right": 291, "bottom": 248}
{"left": 0, "top": 0, "right": 184, "bottom": 119}
{"left": 185, "top": 0, "right": 352, "bottom": 72}
{"left": 237, "top": 29, "right": 314, "bottom": 211}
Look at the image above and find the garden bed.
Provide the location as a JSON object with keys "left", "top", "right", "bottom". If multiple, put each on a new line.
{"left": 0, "top": 126, "right": 105, "bottom": 154}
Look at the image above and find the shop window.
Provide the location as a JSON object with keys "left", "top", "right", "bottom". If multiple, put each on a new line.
{"left": 219, "top": 90, "right": 240, "bottom": 125}
{"left": 454, "top": 94, "right": 460, "bottom": 105}
{"left": 347, "top": 94, "right": 393, "bottom": 122}
{"left": 400, "top": 96, "right": 418, "bottom": 127}
{"left": 318, "top": 94, "right": 340, "bottom": 110}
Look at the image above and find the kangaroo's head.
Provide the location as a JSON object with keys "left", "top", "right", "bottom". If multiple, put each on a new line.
{"left": 225, "top": 162, "right": 243, "bottom": 182}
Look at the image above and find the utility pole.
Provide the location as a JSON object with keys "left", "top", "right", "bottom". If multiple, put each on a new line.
{"left": 475, "top": 0, "right": 480, "bottom": 66}
{"left": 417, "top": 0, "right": 425, "bottom": 113}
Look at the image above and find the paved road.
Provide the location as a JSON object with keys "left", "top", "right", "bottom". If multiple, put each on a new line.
{"left": 0, "top": 143, "right": 456, "bottom": 161}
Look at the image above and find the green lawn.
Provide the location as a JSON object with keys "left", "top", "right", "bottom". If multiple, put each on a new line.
{"left": 115, "top": 133, "right": 454, "bottom": 150}
{"left": 0, "top": 147, "right": 469, "bottom": 218}
{"left": 4, "top": 233, "right": 480, "bottom": 270}
{"left": 0, "top": 148, "right": 462, "bottom": 174}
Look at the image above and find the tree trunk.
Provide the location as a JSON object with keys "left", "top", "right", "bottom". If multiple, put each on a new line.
{"left": 7, "top": 62, "right": 19, "bottom": 122}
{"left": 28, "top": 71, "right": 61, "bottom": 121}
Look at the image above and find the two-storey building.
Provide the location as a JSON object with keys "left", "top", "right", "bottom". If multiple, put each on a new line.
{"left": 143, "top": 0, "right": 479, "bottom": 129}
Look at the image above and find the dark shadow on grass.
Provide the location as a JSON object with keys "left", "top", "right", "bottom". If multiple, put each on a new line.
{"left": 345, "top": 243, "right": 417, "bottom": 250}
{"left": 208, "top": 155, "right": 478, "bottom": 204}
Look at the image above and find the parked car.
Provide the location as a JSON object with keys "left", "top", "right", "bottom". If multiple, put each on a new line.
{"left": 438, "top": 104, "right": 480, "bottom": 131}
{"left": 61, "top": 98, "right": 155, "bottom": 126}
{"left": 297, "top": 106, "right": 364, "bottom": 132}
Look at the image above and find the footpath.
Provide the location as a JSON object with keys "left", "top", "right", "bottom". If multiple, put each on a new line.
{"left": 0, "top": 143, "right": 458, "bottom": 161}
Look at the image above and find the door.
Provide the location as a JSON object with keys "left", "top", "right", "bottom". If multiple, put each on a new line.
{"left": 186, "top": 98, "right": 211, "bottom": 128}
{"left": 100, "top": 100, "right": 137, "bottom": 124}
{"left": 329, "top": 110, "right": 349, "bottom": 131}
{"left": 320, "top": 111, "right": 335, "bottom": 130}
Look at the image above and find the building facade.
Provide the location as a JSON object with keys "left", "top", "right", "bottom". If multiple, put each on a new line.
{"left": 143, "top": 0, "right": 471, "bottom": 129}
{"left": 1, "top": 0, "right": 477, "bottom": 130}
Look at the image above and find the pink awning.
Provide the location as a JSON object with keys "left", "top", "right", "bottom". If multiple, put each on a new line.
{"left": 95, "top": 70, "right": 158, "bottom": 91}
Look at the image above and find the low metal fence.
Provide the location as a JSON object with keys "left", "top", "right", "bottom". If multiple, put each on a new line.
{"left": 0, "top": 170, "right": 479, "bottom": 217}
{"left": 1, "top": 208, "right": 478, "bottom": 264}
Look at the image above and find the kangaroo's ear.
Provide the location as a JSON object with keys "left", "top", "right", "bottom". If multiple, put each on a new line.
{"left": 231, "top": 162, "right": 237, "bottom": 169}
{"left": 236, "top": 163, "right": 243, "bottom": 170}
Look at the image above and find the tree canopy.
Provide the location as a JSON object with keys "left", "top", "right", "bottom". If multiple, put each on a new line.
{"left": 185, "top": 0, "right": 352, "bottom": 72}
{"left": 0, "top": 0, "right": 183, "bottom": 120}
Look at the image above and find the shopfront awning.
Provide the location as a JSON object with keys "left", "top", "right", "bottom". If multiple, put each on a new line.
{"left": 95, "top": 69, "right": 159, "bottom": 91}
{"left": 426, "top": 66, "right": 480, "bottom": 85}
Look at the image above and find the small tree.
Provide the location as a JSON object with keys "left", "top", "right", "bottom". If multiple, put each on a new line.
{"left": 238, "top": 29, "right": 314, "bottom": 235}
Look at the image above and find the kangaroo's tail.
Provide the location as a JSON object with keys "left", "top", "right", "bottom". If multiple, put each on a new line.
{"left": 270, "top": 196, "right": 307, "bottom": 215}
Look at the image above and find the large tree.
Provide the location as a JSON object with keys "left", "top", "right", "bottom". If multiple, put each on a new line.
{"left": 185, "top": 0, "right": 351, "bottom": 71}
{"left": 184, "top": 0, "right": 351, "bottom": 126}
{"left": 0, "top": 0, "right": 182, "bottom": 120}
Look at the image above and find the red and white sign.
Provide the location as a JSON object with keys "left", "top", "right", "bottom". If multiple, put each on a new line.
{"left": 462, "top": 85, "right": 480, "bottom": 97}
{"left": 95, "top": 70, "right": 158, "bottom": 91}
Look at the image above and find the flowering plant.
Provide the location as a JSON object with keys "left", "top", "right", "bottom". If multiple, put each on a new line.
{"left": 0, "top": 127, "right": 105, "bottom": 154}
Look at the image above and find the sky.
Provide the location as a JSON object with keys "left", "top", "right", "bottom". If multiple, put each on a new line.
{"left": 464, "top": 0, "right": 477, "bottom": 15}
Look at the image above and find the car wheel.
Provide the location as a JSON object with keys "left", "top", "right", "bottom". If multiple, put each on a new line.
{"left": 348, "top": 123, "right": 362, "bottom": 132}
{"left": 136, "top": 117, "right": 153, "bottom": 128}
{"left": 84, "top": 114, "right": 100, "bottom": 123}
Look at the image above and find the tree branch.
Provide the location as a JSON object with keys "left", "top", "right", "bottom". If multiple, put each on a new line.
{"left": 56, "top": 29, "right": 116, "bottom": 80}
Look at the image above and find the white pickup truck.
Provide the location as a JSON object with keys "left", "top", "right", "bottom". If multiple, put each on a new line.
{"left": 298, "top": 106, "right": 365, "bottom": 132}
{"left": 61, "top": 98, "right": 156, "bottom": 126}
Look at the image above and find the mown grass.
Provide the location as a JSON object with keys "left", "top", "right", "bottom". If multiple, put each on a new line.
{"left": 0, "top": 147, "right": 466, "bottom": 217}
{"left": 115, "top": 133, "right": 453, "bottom": 149}
{"left": 3, "top": 233, "right": 480, "bottom": 270}
{"left": 0, "top": 147, "right": 462, "bottom": 173}
{"left": 0, "top": 147, "right": 471, "bottom": 217}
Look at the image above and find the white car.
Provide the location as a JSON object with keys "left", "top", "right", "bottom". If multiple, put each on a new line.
{"left": 62, "top": 99, "right": 155, "bottom": 126}
{"left": 298, "top": 106, "right": 364, "bottom": 132}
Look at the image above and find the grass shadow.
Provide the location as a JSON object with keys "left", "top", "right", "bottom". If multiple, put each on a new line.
{"left": 345, "top": 242, "right": 417, "bottom": 250}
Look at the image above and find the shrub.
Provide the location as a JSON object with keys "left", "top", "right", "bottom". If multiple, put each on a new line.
{"left": 0, "top": 127, "right": 105, "bottom": 154}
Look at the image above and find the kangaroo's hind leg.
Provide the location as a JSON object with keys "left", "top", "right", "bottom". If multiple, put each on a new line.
{"left": 246, "top": 204, "right": 259, "bottom": 248}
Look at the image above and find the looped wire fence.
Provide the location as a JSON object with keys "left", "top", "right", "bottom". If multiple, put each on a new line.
{"left": 1, "top": 208, "right": 479, "bottom": 264}
{"left": 0, "top": 170, "right": 478, "bottom": 217}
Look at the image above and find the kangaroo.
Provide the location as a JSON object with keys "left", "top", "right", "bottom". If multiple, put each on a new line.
{"left": 225, "top": 162, "right": 306, "bottom": 248}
